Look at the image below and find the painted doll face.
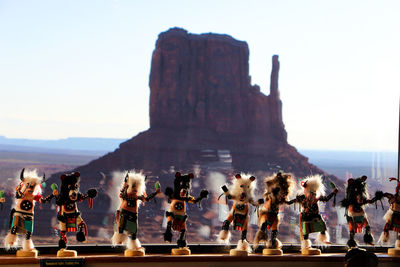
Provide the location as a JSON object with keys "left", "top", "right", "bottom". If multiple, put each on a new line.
{"left": 22, "top": 181, "right": 39, "bottom": 196}
{"left": 68, "top": 182, "right": 79, "bottom": 201}
{"left": 347, "top": 176, "right": 368, "bottom": 203}
{"left": 233, "top": 174, "right": 255, "bottom": 202}
{"left": 174, "top": 172, "right": 193, "bottom": 199}
{"left": 60, "top": 172, "right": 80, "bottom": 202}
{"left": 126, "top": 179, "right": 138, "bottom": 196}
{"left": 238, "top": 181, "right": 250, "bottom": 201}
{"left": 19, "top": 168, "right": 43, "bottom": 197}
{"left": 273, "top": 173, "right": 292, "bottom": 202}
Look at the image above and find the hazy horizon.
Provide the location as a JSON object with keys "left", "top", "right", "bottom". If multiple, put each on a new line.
{"left": 0, "top": 135, "right": 398, "bottom": 153}
{"left": 1, "top": 0, "right": 398, "bottom": 152}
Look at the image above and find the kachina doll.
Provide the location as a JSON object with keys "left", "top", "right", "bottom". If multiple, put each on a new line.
{"left": 340, "top": 175, "right": 383, "bottom": 248}
{"left": 4, "top": 168, "right": 57, "bottom": 257}
{"left": 163, "top": 172, "right": 209, "bottom": 255}
{"left": 54, "top": 171, "right": 97, "bottom": 257}
{"left": 379, "top": 177, "right": 400, "bottom": 255}
{"left": 112, "top": 171, "right": 161, "bottom": 256}
{"left": 286, "top": 174, "right": 338, "bottom": 255}
{"left": 218, "top": 173, "right": 262, "bottom": 256}
{"left": 254, "top": 172, "right": 295, "bottom": 255}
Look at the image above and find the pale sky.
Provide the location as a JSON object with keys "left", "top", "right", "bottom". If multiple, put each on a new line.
{"left": 0, "top": 0, "right": 398, "bottom": 151}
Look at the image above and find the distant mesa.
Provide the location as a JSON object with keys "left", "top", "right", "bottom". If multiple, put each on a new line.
{"left": 75, "top": 27, "right": 326, "bottom": 179}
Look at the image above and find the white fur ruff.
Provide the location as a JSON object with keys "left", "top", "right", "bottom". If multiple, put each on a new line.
{"left": 316, "top": 232, "right": 330, "bottom": 246}
{"left": 111, "top": 232, "right": 128, "bottom": 246}
{"left": 217, "top": 230, "right": 231, "bottom": 244}
{"left": 301, "top": 239, "right": 312, "bottom": 249}
{"left": 237, "top": 239, "right": 251, "bottom": 253}
{"left": 22, "top": 239, "right": 34, "bottom": 251}
{"left": 127, "top": 238, "right": 141, "bottom": 250}
{"left": 253, "top": 230, "right": 266, "bottom": 249}
{"left": 379, "top": 231, "right": 390, "bottom": 243}
{"left": 4, "top": 233, "right": 18, "bottom": 249}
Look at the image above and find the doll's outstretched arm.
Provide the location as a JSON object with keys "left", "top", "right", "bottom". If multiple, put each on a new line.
{"left": 366, "top": 191, "right": 384, "bottom": 204}
{"left": 0, "top": 191, "right": 4, "bottom": 209}
{"left": 193, "top": 189, "right": 209, "bottom": 203}
{"left": 250, "top": 198, "right": 264, "bottom": 206}
{"left": 319, "top": 189, "right": 338, "bottom": 202}
{"left": 286, "top": 194, "right": 304, "bottom": 205}
{"left": 145, "top": 181, "right": 162, "bottom": 202}
{"left": 221, "top": 185, "right": 234, "bottom": 200}
{"left": 40, "top": 184, "right": 59, "bottom": 204}
{"left": 0, "top": 191, "right": 4, "bottom": 210}
{"left": 40, "top": 194, "right": 55, "bottom": 203}
{"left": 78, "top": 188, "right": 98, "bottom": 201}
{"left": 383, "top": 192, "right": 395, "bottom": 202}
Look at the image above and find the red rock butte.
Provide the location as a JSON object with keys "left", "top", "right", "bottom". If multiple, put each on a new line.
{"left": 76, "top": 27, "right": 325, "bottom": 177}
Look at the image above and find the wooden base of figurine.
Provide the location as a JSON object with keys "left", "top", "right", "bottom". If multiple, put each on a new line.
{"left": 124, "top": 248, "right": 145, "bottom": 256}
{"left": 229, "top": 249, "right": 248, "bottom": 256}
{"left": 263, "top": 248, "right": 283, "bottom": 255}
{"left": 171, "top": 247, "right": 191, "bottom": 255}
{"left": 57, "top": 249, "right": 77, "bottom": 257}
{"left": 301, "top": 248, "right": 321, "bottom": 255}
{"left": 388, "top": 248, "right": 400, "bottom": 256}
{"left": 16, "top": 249, "right": 38, "bottom": 257}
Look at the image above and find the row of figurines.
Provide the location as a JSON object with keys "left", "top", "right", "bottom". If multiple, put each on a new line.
{"left": 1, "top": 169, "right": 400, "bottom": 256}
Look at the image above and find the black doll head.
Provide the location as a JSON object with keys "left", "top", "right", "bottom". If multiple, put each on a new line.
{"left": 173, "top": 172, "right": 193, "bottom": 199}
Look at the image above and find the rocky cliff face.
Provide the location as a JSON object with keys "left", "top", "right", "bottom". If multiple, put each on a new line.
{"left": 76, "top": 28, "right": 324, "bottom": 180}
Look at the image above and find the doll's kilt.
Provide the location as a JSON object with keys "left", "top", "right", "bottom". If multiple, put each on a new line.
{"left": 347, "top": 215, "right": 365, "bottom": 233}
{"left": 300, "top": 213, "right": 326, "bottom": 235}
{"left": 65, "top": 214, "right": 78, "bottom": 232}
{"left": 10, "top": 210, "right": 33, "bottom": 234}
{"left": 115, "top": 209, "right": 138, "bottom": 234}
{"left": 233, "top": 213, "right": 247, "bottom": 231}
{"left": 171, "top": 214, "right": 187, "bottom": 231}
{"left": 265, "top": 212, "right": 278, "bottom": 229}
{"left": 389, "top": 211, "right": 400, "bottom": 232}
